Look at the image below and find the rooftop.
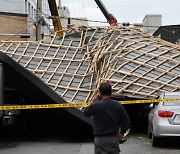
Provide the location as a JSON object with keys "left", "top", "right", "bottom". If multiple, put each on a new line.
{"left": 0, "top": 26, "right": 179, "bottom": 102}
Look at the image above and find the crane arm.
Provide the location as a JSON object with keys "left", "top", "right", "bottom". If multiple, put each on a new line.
{"left": 47, "top": 0, "right": 117, "bottom": 36}
{"left": 94, "top": 0, "right": 118, "bottom": 26}
{"left": 47, "top": 0, "right": 63, "bottom": 37}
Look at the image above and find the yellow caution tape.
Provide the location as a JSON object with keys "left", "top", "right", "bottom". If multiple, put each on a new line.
{"left": 0, "top": 98, "right": 180, "bottom": 111}
{"left": 121, "top": 98, "right": 180, "bottom": 104}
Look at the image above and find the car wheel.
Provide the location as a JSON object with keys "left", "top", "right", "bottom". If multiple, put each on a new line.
{"left": 152, "top": 134, "right": 160, "bottom": 147}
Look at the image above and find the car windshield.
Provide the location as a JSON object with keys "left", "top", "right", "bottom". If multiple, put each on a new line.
{"left": 163, "top": 95, "right": 180, "bottom": 106}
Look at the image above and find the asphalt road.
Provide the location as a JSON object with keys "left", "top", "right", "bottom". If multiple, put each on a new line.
{"left": 121, "top": 135, "right": 180, "bottom": 154}
{"left": 1, "top": 133, "right": 180, "bottom": 154}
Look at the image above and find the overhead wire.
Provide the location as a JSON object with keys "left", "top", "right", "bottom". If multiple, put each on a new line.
{"left": 40, "top": 9, "right": 177, "bottom": 29}
{"left": 0, "top": 10, "right": 176, "bottom": 29}
{"left": 5, "top": 17, "right": 43, "bottom": 41}
{"left": 0, "top": 15, "right": 29, "bottom": 22}
{"left": 53, "top": 2, "right": 180, "bottom": 10}
{"left": 72, "top": 0, "right": 77, "bottom": 18}
{"left": 57, "top": 16, "right": 169, "bottom": 28}
{"left": 1, "top": 1, "right": 53, "bottom": 39}
{"left": 1, "top": 0, "right": 53, "bottom": 39}
{"left": 73, "top": 0, "right": 79, "bottom": 25}
{"left": 2, "top": 0, "right": 179, "bottom": 38}
{"left": 81, "top": 0, "right": 86, "bottom": 17}
{"left": 0, "top": 12, "right": 50, "bottom": 26}
{"left": 76, "top": 0, "right": 84, "bottom": 25}
{"left": 107, "top": 3, "right": 180, "bottom": 7}
{"left": 3, "top": 0, "right": 24, "bottom": 3}
{"left": 3, "top": 0, "right": 37, "bottom": 5}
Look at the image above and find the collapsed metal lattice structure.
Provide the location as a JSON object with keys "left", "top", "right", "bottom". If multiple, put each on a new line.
{"left": 0, "top": 26, "right": 180, "bottom": 104}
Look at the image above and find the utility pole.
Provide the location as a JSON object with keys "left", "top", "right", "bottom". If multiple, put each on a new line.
{"left": 36, "top": 0, "right": 42, "bottom": 40}
{"left": 59, "top": 0, "right": 61, "bottom": 8}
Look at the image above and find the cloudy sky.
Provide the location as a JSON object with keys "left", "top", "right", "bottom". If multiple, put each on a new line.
{"left": 1, "top": 0, "right": 179, "bottom": 26}
{"left": 61, "top": 0, "right": 180, "bottom": 26}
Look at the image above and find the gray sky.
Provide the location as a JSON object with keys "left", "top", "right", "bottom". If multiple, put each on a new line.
{"left": 1, "top": 0, "right": 179, "bottom": 26}
{"left": 61, "top": 0, "right": 180, "bottom": 26}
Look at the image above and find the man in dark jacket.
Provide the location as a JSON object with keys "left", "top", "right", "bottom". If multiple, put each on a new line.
{"left": 84, "top": 82, "right": 130, "bottom": 154}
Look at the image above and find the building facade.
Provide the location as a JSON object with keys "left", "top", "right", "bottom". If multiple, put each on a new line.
{"left": 0, "top": 0, "right": 88, "bottom": 41}
{"left": 0, "top": 0, "right": 51, "bottom": 41}
{"left": 142, "top": 14, "right": 162, "bottom": 35}
{"left": 0, "top": 12, "right": 35, "bottom": 41}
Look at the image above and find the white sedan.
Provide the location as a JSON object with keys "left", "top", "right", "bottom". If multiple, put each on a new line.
{"left": 148, "top": 92, "right": 180, "bottom": 147}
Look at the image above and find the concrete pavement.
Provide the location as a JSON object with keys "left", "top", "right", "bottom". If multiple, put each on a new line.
{"left": 1, "top": 134, "right": 180, "bottom": 154}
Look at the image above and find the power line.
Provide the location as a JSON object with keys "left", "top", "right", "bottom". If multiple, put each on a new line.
{"left": 81, "top": 0, "right": 85, "bottom": 17}
{"left": 57, "top": 16, "right": 168, "bottom": 28}
{"left": 1, "top": 12, "right": 176, "bottom": 29}
{"left": 3, "top": 0, "right": 24, "bottom": 3}
{"left": 3, "top": 0, "right": 37, "bottom": 5}
{"left": 107, "top": 3, "right": 180, "bottom": 7}
{"left": 1, "top": 15, "right": 37, "bottom": 23}
{"left": 5, "top": 17, "right": 43, "bottom": 41}
{"left": 62, "top": 16, "right": 107, "bottom": 24}
{"left": 2, "top": 1, "right": 179, "bottom": 31}
{"left": 54, "top": 2, "right": 180, "bottom": 10}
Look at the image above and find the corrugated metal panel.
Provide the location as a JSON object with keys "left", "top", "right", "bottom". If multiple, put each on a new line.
{"left": 0, "top": 26, "right": 179, "bottom": 102}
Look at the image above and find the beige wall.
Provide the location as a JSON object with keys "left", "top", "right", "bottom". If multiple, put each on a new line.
{"left": 0, "top": 14, "right": 36, "bottom": 41}
{"left": 0, "top": 14, "right": 88, "bottom": 41}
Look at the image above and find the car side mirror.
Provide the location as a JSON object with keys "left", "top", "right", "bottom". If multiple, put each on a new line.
{"left": 149, "top": 103, "right": 154, "bottom": 109}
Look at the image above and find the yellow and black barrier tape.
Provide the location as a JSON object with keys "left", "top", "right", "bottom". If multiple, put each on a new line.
{"left": 0, "top": 98, "right": 180, "bottom": 111}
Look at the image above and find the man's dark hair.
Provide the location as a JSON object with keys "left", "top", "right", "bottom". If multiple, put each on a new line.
{"left": 99, "top": 82, "right": 112, "bottom": 96}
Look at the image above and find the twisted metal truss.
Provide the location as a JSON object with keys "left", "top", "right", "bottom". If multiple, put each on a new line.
{"left": 0, "top": 26, "right": 179, "bottom": 103}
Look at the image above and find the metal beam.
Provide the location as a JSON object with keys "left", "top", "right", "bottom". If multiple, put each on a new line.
{"left": 94, "top": 0, "right": 111, "bottom": 21}
{"left": 0, "top": 63, "right": 4, "bottom": 118}
{"left": 47, "top": 0, "right": 63, "bottom": 37}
